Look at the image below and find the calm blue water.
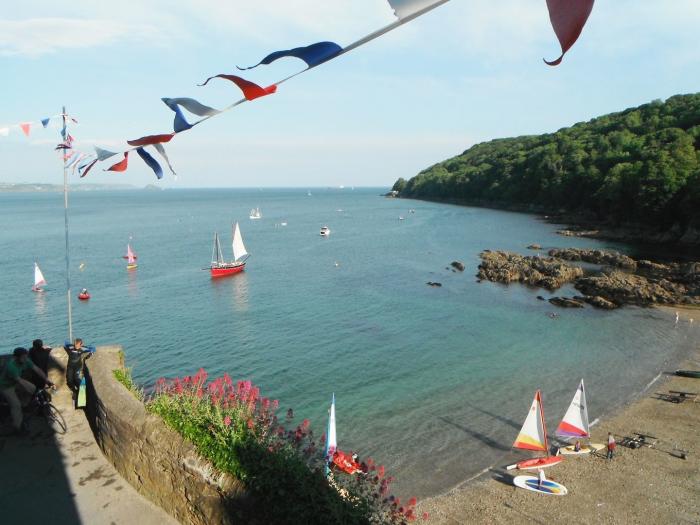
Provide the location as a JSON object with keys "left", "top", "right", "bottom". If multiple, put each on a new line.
{"left": 1, "top": 188, "right": 695, "bottom": 496}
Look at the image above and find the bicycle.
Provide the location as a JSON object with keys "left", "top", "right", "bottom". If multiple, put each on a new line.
{"left": 28, "top": 385, "right": 67, "bottom": 434}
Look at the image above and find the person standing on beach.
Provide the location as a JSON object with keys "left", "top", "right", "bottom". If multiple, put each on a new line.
{"left": 537, "top": 468, "right": 546, "bottom": 489}
{"left": 607, "top": 433, "right": 616, "bottom": 459}
{"left": 675, "top": 311, "right": 680, "bottom": 325}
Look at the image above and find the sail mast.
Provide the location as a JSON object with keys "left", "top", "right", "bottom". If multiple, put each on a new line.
{"left": 62, "top": 105, "right": 73, "bottom": 341}
{"left": 539, "top": 390, "right": 550, "bottom": 457}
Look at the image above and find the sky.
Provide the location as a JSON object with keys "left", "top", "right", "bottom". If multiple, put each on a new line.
{"left": 1, "top": 0, "right": 699, "bottom": 188}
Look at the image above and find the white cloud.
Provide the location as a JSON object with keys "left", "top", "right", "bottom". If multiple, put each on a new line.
{"left": 0, "top": 18, "right": 166, "bottom": 56}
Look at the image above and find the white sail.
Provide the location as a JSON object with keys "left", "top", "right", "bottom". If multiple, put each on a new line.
{"left": 513, "top": 390, "right": 548, "bottom": 452}
{"left": 232, "top": 222, "right": 248, "bottom": 262}
{"left": 556, "top": 379, "right": 590, "bottom": 438}
{"left": 387, "top": 0, "right": 448, "bottom": 20}
{"left": 34, "top": 262, "right": 46, "bottom": 289}
{"left": 126, "top": 244, "right": 136, "bottom": 264}
{"left": 326, "top": 393, "right": 337, "bottom": 458}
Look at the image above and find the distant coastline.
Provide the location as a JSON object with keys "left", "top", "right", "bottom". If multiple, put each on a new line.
{"left": 0, "top": 182, "right": 137, "bottom": 193}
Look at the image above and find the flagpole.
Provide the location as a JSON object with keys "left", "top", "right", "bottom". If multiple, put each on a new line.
{"left": 62, "top": 105, "right": 73, "bottom": 342}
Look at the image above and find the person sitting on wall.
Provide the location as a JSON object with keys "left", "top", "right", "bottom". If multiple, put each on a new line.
{"left": 0, "top": 347, "right": 53, "bottom": 435}
{"left": 29, "top": 339, "right": 52, "bottom": 390}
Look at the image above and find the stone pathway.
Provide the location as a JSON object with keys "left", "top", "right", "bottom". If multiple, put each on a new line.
{"left": 0, "top": 354, "right": 178, "bottom": 525}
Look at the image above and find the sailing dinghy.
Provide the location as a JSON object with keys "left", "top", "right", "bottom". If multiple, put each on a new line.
{"left": 207, "top": 222, "right": 249, "bottom": 278}
{"left": 507, "top": 390, "right": 563, "bottom": 470}
{"left": 324, "top": 393, "right": 362, "bottom": 476}
{"left": 32, "top": 262, "right": 47, "bottom": 292}
{"left": 124, "top": 244, "right": 138, "bottom": 270}
{"left": 556, "top": 379, "right": 604, "bottom": 455}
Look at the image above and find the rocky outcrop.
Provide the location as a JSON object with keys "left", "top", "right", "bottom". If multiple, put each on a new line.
{"left": 556, "top": 229, "right": 600, "bottom": 238}
{"left": 580, "top": 295, "right": 618, "bottom": 309}
{"left": 450, "top": 261, "right": 465, "bottom": 272}
{"left": 549, "top": 297, "right": 585, "bottom": 308}
{"left": 574, "top": 270, "right": 692, "bottom": 307}
{"left": 527, "top": 244, "right": 542, "bottom": 250}
{"left": 477, "top": 250, "right": 583, "bottom": 290}
{"left": 547, "top": 248, "right": 637, "bottom": 270}
{"left": 426, "top": 281, "right": 442, "bottom": 287}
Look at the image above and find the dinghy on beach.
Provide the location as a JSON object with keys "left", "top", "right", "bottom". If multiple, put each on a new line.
{"left": 556, "top": 379, "right": 604, "bottom": 455}
{"left": 507, "top": 390, "right": 563, "bottom": 470}
{"left": 513, "top": 475, "right": 568, "bottom": 495}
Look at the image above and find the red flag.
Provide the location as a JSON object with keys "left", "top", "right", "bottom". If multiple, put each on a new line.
{"left": 20, "top": 123, "right": 31, "bottom": 137}
{"left": 127, "top": 133, "right": 175, "bottom": 147}
{"left": 80, "top": 159, "right": 99, "bottom": 178}
{"left": 199, "top": 74, "right": 277, "bottom": 101}
{"left": 545, "top": 0, "right": 595, "bottom": 66}
{"left": 106, "top": 152, "right": 129, "bottom": 172}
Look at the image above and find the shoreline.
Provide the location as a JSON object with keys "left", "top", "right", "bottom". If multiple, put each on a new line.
{"left": 418, "top": 306, "right": 700, "bottom": 524}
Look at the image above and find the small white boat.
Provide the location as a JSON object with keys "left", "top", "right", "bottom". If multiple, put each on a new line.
{"left": 32, "top": 262, "right": 47, "bottom": 292}
{"left": 399, "top": 216, "right": 405, "bottom": 221}
{"left": 556, "top": 380, "right": 605, "bottom": 455}
{"left": 249, "top": 207, "right": 262, "bottom": 220}
{"left": 409, "top": 209, "right": 415, "bottom": 214}
{"left": 280, "top": 221, "right": 287, "bottom": 227}
{"left": 320, "top": 226, "right": 331, "bottom": 237}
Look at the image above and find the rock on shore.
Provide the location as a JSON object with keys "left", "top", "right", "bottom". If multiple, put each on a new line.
{"left": 548, "top": 248, "right": 637, "bottom": 270}
{"left": 574, "top": 269, "right": 692, "bottom": 307}
{"left": 477, "top": 250, "right": 583, "bottom": 290}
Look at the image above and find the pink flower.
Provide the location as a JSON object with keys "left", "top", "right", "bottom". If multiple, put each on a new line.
{"left": 422, "top": 512, "right": 429, "bottom": 521}
{"left": 377, "top": 466, "right": 385, "bottom": 478}
{"left": 223, "top": 415, "right": 232, "bottom": 427}
{"left": 247, "top": 418, "right": 254, "bottom": 430}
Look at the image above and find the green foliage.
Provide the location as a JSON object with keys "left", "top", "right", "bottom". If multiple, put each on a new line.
{"left": 147, "top": 370, "right": 419, "bottom": 525}
{"left": 398, "top": 93, "right": 700, "bottom": 229}
{"left": 113, "top": 368, "right": 143, "bottom": 401}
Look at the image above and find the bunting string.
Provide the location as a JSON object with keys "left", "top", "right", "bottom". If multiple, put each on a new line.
{"left": 83, "top": 0, "right": 594, "bottom": 180}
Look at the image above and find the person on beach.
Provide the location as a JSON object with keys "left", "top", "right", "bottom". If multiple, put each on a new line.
{"left": 607, "top": 432, "right": 616, "bottom": 459}
{"left": 63, "top": 338, "right": 93, "bottom": 397}
{"left": 574, "top": 440, "right": 581, "bottom": 452}
{"left": 0, "top": 347, "right": 54, "bottom": 435}
{"left": 537, "top": 468, "right": 546, "bottom": 489}
{"left": 28, "top": 339, "right": 52, "bottom": 390}
{"left": 675, "top": 311, "right": 680, "bottom": 325}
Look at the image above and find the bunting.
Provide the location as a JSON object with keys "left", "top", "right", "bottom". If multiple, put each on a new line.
{"left": 136, "top": 147, "right": 164, "bottom": 179}
{"left": 237, "top": 41, "right": 343, "bottom": 70}
{"left": 0, "top": 114, "right": 75, "bottom": 139}
{"left": 86, "top": 0, "right": 595, "bottom": 181}
{"left": 20, "top": 123, "right": 31, "bottom": 137}
{"left": 544, "top": 0, "right": 595, "bottom": 66}
{"left": 106, "top": 152, "right": 129, "bottom": 172}
{"left": 198, "top": 74, "right": 277, "bottom": 101}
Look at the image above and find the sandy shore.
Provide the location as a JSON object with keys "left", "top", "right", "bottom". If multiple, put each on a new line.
{"left": 419, "top": 310, "right": 700, "bottom": 524}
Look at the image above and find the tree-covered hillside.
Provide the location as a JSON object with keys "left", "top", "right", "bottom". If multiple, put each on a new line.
{"left": 395, "top": 94, "right": 700, "bottom": 232}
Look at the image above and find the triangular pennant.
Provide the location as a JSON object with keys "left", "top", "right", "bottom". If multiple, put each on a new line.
{"left": 198, "top": 74, "right": 277, "bottom": 101}
{"left": 136, "top": 147, "right": 164, "bottom": 180}
{"left": 544, "top": 0, "right": 595, "bottom": 66}
{"left": 237, "top": 41, "right": 343, "bottom": 71}
{"left": 41, "top": 118, "right": 50, "bottom": 128}
{"left": 162, "top": 97, "right": 220, "bottom": 117}
{"left": 161, "top": 99, "right": 193, "bottom": 133}
{"left": 94, "top": 146, "right": 119, "bottom": 161}
{"left": 20, "top": 123, "right": 31, "bottom": 136}
{"left": 79, "top": 159, "right": 99, "bottom": 178}
{"left": 127, "top": 133, "right": 175, "bottom": 147}
{"left": 153, "top": 143, "right": 176, "bottom": 175}
{"left": 105, "top": 152, "right": 129, "bottom": 172}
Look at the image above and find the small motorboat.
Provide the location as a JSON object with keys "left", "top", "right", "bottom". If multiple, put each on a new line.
{"left": 249, "top": 207, "right": 262, "bottom": 220}
{"left": 78, "top": 289, "right": 91, "bottom": 301}
{"left": 320, "top": 226, "right": 331, "bottom": 237}
{"left": 399, "top": 216, "right": 405, "bottom": 221}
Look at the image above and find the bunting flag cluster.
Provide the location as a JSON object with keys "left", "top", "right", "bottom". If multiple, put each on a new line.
{"left": 0, "top": 114, "right": 77, "bottom": 138}
{"left": 85, "top": 0, "right": 595, "bottom": 180}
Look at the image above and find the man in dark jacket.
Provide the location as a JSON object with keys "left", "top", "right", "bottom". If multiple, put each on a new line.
{"left": 63, "top": 338, "right": 94, "bottom": 396}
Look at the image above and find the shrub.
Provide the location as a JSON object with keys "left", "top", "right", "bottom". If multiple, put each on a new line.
{"left": 147, "top": 369, "right": 424, "bottom": 524}
{"left": 113, "top": 368, "right": 143, "bottom": 401}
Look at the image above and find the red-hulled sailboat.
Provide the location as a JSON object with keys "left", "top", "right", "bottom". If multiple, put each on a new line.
{"left": 207, "top": 222, "right": 249, "bottom": 278}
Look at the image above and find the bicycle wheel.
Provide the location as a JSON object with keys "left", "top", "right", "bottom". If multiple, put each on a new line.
{"left": 44, "top": 403, "right": 68, "bottom": 434}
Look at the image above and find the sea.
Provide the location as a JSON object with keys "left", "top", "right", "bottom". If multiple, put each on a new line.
{"left": 1, "top": 188, "right": 696, "bottom": 496}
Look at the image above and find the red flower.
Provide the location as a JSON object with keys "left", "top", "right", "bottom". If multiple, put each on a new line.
{"left": 247, "top": 418, "right": 254, "bottom": 430}
{"left": 422, "top": 512, "right": 429, "bottom": 521}
{"left": 377, "top": 466, "right": 385, "bottom": 478}
{"left": 408, "top": 497, "right": 417, "bottom": 507}
{"left": 223, "top": 415, "right": 232, "bottom": 427}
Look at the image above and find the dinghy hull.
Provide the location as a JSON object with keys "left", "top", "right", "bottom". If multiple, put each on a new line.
{"left": 508, "top": 456, "right": 563, "bottom": 470}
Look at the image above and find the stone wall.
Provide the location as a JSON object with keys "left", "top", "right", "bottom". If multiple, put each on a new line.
{"left": 83, "top": 345, "right": 253, "bottom": 525}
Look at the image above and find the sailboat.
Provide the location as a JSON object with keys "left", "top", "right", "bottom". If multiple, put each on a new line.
{"left": 556, "top": 380, "right": 604, "bottom": 455}
{"left": 324, "top": 393, "right": 362, "bottom": 476}
{"left": 249, "top": 207, "right": 261, "bottom": 220}
{"left": 207, "top": 222, "right": 249, "bottom": 278}
{"left": 506, "top": 390, "right": 563, "bottom": 470}
{"left": 124, "top": 244, "right": 138, "bottom": 270}
{"left": 32, "top": 262, "right": 47, "bottom": 292}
